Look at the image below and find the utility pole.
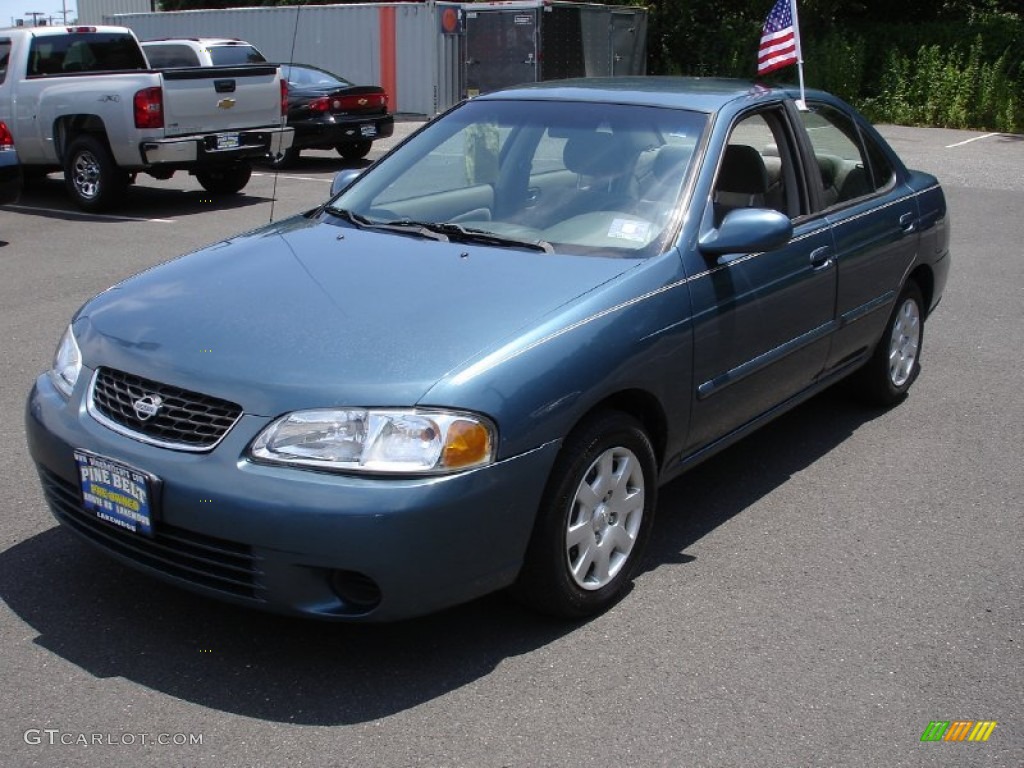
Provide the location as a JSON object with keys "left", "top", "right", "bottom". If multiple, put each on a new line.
{"left": 55, "top": 0, "right": 71, "bottom": 24}
{"left": 24, "top": 11, "right": 46, "bottom": 25}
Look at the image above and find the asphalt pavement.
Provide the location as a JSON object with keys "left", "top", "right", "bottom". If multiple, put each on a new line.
{"left": 0, "top": 122, "right": 1021, "bottom": 768}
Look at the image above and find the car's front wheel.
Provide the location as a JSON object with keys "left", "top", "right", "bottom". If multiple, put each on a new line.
{"left": 195, "top": 163, "right": 253, "bottom": 195}
{"left": 337, "top": 141, "right": 372, "bottom": 161}
{"left": 853, "top": 280, "right": 925, "bottom": 406}
{"left": 513, "top": 411, "right": 657, "bottom": 618}
{"left": 64, "top": 135, "right": 128, "bottom": 212}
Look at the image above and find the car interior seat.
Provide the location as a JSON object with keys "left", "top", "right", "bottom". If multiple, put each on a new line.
{"left": 713, "top": 144, "right": 769, "bottom": 225}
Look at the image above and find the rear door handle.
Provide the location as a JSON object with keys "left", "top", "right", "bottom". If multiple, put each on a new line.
{"left": 899, "top": 212, "right": 916, "bottom": 234}
{"left": 809, "top": 246, "right": 833, "bottom": 269}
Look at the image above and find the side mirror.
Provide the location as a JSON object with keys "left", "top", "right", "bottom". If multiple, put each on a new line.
{"left": 330, "top": 168, "right": 363, "bottom": 197}
{"left": 698, "top": 208, "right": 793, "bottom": 256}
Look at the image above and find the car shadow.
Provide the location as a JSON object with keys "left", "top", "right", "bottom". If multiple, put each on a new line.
{"left": 0, "top": 386, "right": 886, "bottom": 726}
{"left": 13, "top": 176, "right": 282, "bottom": 221}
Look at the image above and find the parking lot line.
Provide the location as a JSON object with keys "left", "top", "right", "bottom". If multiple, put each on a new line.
{"left": 945, "top": 132, "right": 998, "bottom": 148}
{"left": 251, "top": 172, "right": 332, "bottom": 183}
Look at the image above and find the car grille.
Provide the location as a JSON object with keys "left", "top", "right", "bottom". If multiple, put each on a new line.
{"left": 38, "top": 466, "right": 266, "bottom": 601}
{"left": 89, "top": 368, "right": 242, "bottom": 451}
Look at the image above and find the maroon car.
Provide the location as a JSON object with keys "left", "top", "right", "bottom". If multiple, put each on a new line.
{"left": 271, "top": 63, "right": 394, "bottom": 168}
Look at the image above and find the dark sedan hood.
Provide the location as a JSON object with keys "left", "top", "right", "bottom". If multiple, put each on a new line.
{"left": 79, "top": 216, "right": 639, "bottom": 416}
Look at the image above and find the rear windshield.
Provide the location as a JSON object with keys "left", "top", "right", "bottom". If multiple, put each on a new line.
{"left": 28, "top": 32, "right": 147, "bottom": 75}
{"left": 143, "top": 43, "right": 201, "bottom": 68}
{"left": 209, "top": 45, "right": 266, "bottom": 66}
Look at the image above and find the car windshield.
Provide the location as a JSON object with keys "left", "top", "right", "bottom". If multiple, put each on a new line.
{"left": 282, "top": 65, "right": 350, "bottom": 88}
{"left": 330, "top": 98, "right": 707, "bottom": 257}
{"left": 209, "top": 45, "right": 266, "bottom": 65}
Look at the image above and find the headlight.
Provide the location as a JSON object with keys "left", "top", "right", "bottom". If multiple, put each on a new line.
{"left": 250, "top": 409, "right": 496, "bottom": 474}
{"left": 50, "top": 325, "right": 82, "bottom": 398}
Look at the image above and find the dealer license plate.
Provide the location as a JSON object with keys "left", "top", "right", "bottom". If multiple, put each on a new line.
{"left": 75, "top": 451, "right": 157, "bottom": 538}
{"left": 216, "top": 133, "right": 240, "bottom": 150}
{"left": 360, "top": 124, "right": 377, "bottom": 138}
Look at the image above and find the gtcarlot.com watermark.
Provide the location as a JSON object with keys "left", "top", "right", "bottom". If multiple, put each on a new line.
{"left": 24, "top": 729, "right": 203, "bottom": 747}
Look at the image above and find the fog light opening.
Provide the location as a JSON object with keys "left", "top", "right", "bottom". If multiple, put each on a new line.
{"left": 330, "top": 569, "right": 382, "bottom": 611}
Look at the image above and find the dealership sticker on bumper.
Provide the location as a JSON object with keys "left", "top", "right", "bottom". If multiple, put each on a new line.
{"left": 74, "top": 451, "right": 156, "bottom": 537}
{"left": 216, "top": 133, "right": 240, "bottom": 150}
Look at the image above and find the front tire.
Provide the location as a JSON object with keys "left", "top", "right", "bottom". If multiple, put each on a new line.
{"left": 852, "top": 280, "right": 925, "bottom": 406}
{"left": 337, "top": 140, "right": 372, "bottom": 161}
{"left": 64, "top": 135, "right": 127, "bottom": 212}
{"left": 512, "top": 412, "right": 657, "bottom": 619}
{"left": 195, "top": 163, "right": 252, "bottom": 195}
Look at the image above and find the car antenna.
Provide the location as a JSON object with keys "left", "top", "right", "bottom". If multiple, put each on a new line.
{"left": 268, "top": 3, "right": 305, "bottom": 224}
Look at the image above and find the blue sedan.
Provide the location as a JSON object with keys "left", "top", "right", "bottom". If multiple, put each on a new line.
{"left": 26, "top": 79, "right": 950, "bottom": 621}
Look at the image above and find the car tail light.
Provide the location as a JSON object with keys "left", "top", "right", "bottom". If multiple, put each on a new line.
{"left": 280, "top": 78, "right": 288, "bottom": 117}
{"left": 309, "top": 96, "right": 331, "bottom": 114}
{"left": 133, "top": 87, "right": 164, "bottom": 129}
{"left": 0, "top": 121, "right": 14, "bottom": 150}
{"left": 66, "top": 26, "right": 97, "bottom": 33}
{"left": 335, "top": 93, "right": 387, "bottom": 112}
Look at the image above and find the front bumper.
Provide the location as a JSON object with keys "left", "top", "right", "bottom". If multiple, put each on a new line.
{"left": 26, "top": 372, "right": 559, "bottom": 622}
{"left": 140, "top": 127, "right": 294, "bottom": 166}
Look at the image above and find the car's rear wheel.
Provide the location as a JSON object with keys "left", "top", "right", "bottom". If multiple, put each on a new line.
{"left": 853, "top": 280, "right": 925, "bottom": 406}
{"left": 512, "top": 411, "right": 657, "bottom": 618}
{"left": 337, "top": 141, "right": 372, "bottom": 161}
{"left": 64, "top": 135, "right": 128, "bottom": 212}
{"left": 195, "top": 163, "right": 253, "bottom": 195}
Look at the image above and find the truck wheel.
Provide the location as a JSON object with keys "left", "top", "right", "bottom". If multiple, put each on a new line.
{"left": 64, "top": 135, "right": 128, "bottom": 212}
{"left": 195, "top": 163, "right": 252, "bottom": 195}
{"left": 337, "top": 141, "right": 372, "bottom": 161}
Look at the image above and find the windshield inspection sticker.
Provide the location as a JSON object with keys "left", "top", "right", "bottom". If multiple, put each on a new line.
{"left": 608, "top": 218, "right": 652, "bottom": 243}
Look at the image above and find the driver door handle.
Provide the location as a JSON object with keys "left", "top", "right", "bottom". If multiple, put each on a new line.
{"left": 809, "top": 246, "right": 833, "bottom": 269}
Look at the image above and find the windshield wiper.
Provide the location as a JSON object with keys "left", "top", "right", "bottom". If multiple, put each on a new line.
{"left": 322, "top": 206, "right": 374, "bottom": 228}
{"left": 322, "top": 208, "right": 449, "bottom": 242}
{"left": 321, "top": 212, "right": 553, "bottom": 251}
{"left": 400, "top": 221, "right": 555, "bottom": 253}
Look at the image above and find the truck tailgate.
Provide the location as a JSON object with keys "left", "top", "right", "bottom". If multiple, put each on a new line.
{"left": 160, "top": 65, "right": 282, "bottom": 137}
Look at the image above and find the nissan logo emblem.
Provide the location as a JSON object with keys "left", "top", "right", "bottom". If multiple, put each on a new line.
{"left": 133, "top": 395, "right": 163, "bottom": 421}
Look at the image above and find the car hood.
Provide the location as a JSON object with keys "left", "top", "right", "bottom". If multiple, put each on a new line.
{"left": 78, "top": 215, "right": 640, "bottom": 416}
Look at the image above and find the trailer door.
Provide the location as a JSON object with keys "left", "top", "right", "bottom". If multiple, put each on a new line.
{"left": 465, "top": 9, "right": 539, "bottom": 96}
{"left": 610, "top": 12, "right": 638, "bottom": 76}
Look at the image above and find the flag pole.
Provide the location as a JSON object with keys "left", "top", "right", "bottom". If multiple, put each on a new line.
{"left": 789, "top": 0, "right": 808, "bottom": 110}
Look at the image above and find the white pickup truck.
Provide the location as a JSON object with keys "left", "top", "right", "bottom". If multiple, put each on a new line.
{"left": 0, "top": 25, "right": 293, "bottom": 211}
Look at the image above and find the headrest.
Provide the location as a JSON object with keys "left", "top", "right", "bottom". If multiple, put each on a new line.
{"left": 652, "top": 144, "right": 692, "bottom": 180}
{"left": 563, "top": 132, "right": 629, "bottom": 177}
{"left": 717, "top": 144, "right": 768, "bottom": 194}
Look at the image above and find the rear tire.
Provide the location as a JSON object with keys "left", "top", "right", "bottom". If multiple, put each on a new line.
{"left": 63, "top": 135, "right": 127, "bottom": 212}
{"left": 337, "top": 141, "right": 372, "bottom": 161}
{"left": 851, "top": 280, "right": 925, "bottom": 406}
{"left": 195, "top": 163, "right": 252, "bottom": 195}
{"left": 512, "top": 411, "right": 657, "bottom": 619}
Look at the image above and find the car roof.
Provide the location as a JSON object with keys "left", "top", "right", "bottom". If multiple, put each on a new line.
{"left": 141, "top": 38, "right": 255, "bottom": 47}
{"left": 475, "top": 77, "right": 820, "bottom": 114}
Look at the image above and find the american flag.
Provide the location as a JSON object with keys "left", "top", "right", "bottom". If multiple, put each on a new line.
{"left": 758, "top": 0, "right": 798, "bottom": 75}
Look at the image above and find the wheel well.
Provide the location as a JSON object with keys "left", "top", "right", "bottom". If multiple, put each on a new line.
{"left": 576, "top": 390, "right": 668, "bottom": 470}
{"left": 908, "top": 265, "right": 935, "bottom": 316}
{"left": 54, "top": 115, "right": 109, "bottom": 162}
